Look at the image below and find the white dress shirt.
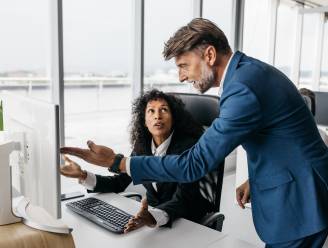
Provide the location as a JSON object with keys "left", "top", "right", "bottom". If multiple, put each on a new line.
{"left": 218, "top": 52, "right": 234, "bottom": 97}
{"left": 80, "top": 132, "right": 174, "bottom": 226}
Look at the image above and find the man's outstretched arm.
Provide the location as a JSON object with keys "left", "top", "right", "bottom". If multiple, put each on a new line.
{"left": 61, "top": 83, "right": 262, "bottom": 185}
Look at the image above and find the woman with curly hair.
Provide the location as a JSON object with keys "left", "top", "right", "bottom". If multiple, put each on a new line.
{"left": 61, "top": 89, "right": 213, "bottom": 232}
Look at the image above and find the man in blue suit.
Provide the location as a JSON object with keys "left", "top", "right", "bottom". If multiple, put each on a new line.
{"left": 61, "top": 18, "right": 328, "bottom": 247}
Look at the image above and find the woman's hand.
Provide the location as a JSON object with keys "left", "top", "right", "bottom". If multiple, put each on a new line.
{"left": 60, "top": 140, "right": 115, "bottom": 167}
{"left": 236, "top": 179, "right": 250, "bottom": 209}
{"left": 124, "top": 198, "right": 157, "bottom": 233}
{"left": 60, "top": 155, "right": 85, "bottom": 179}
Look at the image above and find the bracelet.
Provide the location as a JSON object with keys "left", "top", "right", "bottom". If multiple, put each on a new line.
{"left": 109, "top": 154, "right": 124, "bottom": 173}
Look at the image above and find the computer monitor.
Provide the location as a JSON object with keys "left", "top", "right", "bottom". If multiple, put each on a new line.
{"left": 1, "top": 91, "right": 61, "bottom": 218}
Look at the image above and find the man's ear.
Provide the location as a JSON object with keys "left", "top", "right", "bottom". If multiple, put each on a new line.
{"left": 204, "top": 45, "right": 217, "bottom": 66}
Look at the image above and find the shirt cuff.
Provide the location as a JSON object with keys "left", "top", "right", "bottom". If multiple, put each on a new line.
{"left": 148, "top": 207, "right": 169, "bottom": 226}
{"left": 79, "top": 171, "right": 97, "bottom": 191}
{"left": 125, "top": 157, "right": 131, "bottom": 176}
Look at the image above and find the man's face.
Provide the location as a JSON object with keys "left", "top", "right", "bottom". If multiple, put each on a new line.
{"left": 175, "top": 51, "right": 217, "bottom": 94}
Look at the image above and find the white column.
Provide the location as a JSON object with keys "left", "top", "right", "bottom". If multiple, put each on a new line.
{"left": 291, "top": 5, "right": 304, "bottom": 86}
{"left": 192, "top": 0, "right": 203, "bottom": 18}
{"left": 268, "top": 0, "right": 279, "bottom": 65}
{"left": 131, "top": 0, "right": 144, "bottom": 99}
{"left": 312, "top": 13, "right": 325, "bottom": 91}
{"left": 231, "top": 0, "right": 245, "bottom": 52}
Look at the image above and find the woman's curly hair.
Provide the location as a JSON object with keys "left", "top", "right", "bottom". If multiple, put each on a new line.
{"left": 130, "top": 89, "right": 204, "bottom": 155}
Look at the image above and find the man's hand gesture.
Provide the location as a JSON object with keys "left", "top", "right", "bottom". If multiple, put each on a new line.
{"left": 60, "top": 140, "right": 115, "bottom": 167}
{"left": 124, "top": 198, "right": 157, "bottom": 233}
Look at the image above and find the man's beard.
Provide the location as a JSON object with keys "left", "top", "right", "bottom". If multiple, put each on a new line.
{"left": 192, "top": 62, "right": 216, "bottom": 94}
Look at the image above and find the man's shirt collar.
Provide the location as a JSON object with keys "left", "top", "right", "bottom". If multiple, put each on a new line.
{"left": 218, "top": 53, "right": 234, "bottom": 97}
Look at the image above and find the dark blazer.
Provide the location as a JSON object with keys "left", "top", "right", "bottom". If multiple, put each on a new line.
{"left": 91, "top": 132, "right": 213, "bottom": 226}
{"left": 130, "top": 51, "right": 328, "bottom": 244}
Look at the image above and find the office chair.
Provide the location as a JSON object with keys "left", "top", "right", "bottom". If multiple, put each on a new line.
{"left": 314, "top": 91, "right": 328, "bottom": 126}
{"left": 169, "top": 92, "right": 225, "bottom": 232}
{"left": 119, "top": 192, "right": 142, "bottom": 201}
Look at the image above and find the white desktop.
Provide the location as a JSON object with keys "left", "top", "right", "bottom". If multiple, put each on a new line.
{"left": 62, "top": 192, "right": 229, "bottom": 248}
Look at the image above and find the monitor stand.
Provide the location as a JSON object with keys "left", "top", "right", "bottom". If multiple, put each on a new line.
{"left": 0, "top": 140, "right": 72, "bottom": 234}
{"left": 14, "top": 197, "right": 72, "bottom": 234}
{"left": 0, "top": 141, "right": 21, "bottom": 225}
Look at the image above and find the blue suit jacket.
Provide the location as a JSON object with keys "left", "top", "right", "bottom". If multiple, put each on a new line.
{"left": 130, "top": 51, "right": 328, "bottom": 244}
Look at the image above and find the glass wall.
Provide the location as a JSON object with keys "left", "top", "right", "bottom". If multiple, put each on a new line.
{"left": 299, "top": 12, "right": 318, "bottom": 87}
{"left": 144, "top": 0, "right": 235, "bottom": 96}
{"left": 274, "top": 1, "right": 298, "bottom": 79}
{"left": 144, "top": 0, "right": 192, "bottom": 93}
{"left": 243, "top": 0, "right": 270, "bottom": 62}
{"left": 321, "top": 19, "right": 328, "bottom": 87}
{"left": 62, "top": 0, "right": 133, "bottom": 192}
{"left": 0, "top": 0, "right": 51, "bottom": 101}
{"left": 203, "top": 0, "right": 233, "bottom": 45}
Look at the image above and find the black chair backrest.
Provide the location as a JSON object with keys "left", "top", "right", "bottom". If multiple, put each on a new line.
{"left": 168, "top": 92, "right": 224, "bottom": 212}
{"left": 169, "top": 92, "right": 219, "bottom": 127}
{"left": 198, "top": 161, "right": 225, "bottom": 212}
{"left": 314, "top": 91, "right": 328, "bottom": 126}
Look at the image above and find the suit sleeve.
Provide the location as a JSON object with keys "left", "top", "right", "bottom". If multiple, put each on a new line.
{"left": 155, "top": 182, "right": 209, "bottom": 227}
{"left": 90, "top": 173, "right": 132, "bottom": 193}
{"left": 130, "top": 82, "right": 262, "bottom": 184}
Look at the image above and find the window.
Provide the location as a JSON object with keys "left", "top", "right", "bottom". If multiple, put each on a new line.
{"left": 320, "top": 19, "right": 328, "bottom": 87}
{"left": 299, "top": 13, "right": 318, "bottom": 86}
{"left": 274, "top": 1, "right": 298, "bottom": 79}
{"left": 144, "top": 0, "right": 192, "bottom": 93}
{"left": 0, "top": 0, "right": 51, "bottom": 101}
{"left": 203, "top": 0, "right": 233, "bottom": 45}
{"left": 243, "top": 0, "right": 270, "bottom": 62}
{"left": 62, "top": 0, "right": 132, "bottom": 191}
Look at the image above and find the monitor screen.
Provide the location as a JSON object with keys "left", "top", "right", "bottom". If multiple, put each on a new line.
{"left": 1, "top": 91, "right": 61, "bottom": 218}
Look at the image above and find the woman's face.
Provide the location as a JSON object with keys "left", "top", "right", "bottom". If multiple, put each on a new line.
{"left": 145, "top": 98, "right": 173, "bottom": 142}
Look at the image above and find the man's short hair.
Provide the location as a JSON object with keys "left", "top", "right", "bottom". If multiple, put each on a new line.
{"left": 163, "top": 18, "right": 231, "bottom": 60}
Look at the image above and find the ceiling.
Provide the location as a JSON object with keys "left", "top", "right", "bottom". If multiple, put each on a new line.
{"left": 294, "top": 0, "right": 328, "bottom": 7}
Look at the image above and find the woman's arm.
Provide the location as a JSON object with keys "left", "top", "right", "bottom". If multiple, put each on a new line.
{"left": 91, "top": 173, "right": 132, "bottom": 193}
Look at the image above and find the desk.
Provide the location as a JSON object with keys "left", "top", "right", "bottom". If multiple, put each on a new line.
{"left": 0, "top": 222, "right": 75, "bottom": 248}
{"left": 61, "top": 193, "right": 227, "bottom": 248}
{"left": 207, "top": 235, "right": 261, "bottom": 248}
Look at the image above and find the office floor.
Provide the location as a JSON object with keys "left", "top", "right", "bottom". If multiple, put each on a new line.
{"left": 220, "top": 173, "right": 263, "bottom": 247}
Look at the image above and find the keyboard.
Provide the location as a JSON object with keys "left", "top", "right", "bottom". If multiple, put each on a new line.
{"left": 66, "top": 197, "right": 133, "bottom": 234}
